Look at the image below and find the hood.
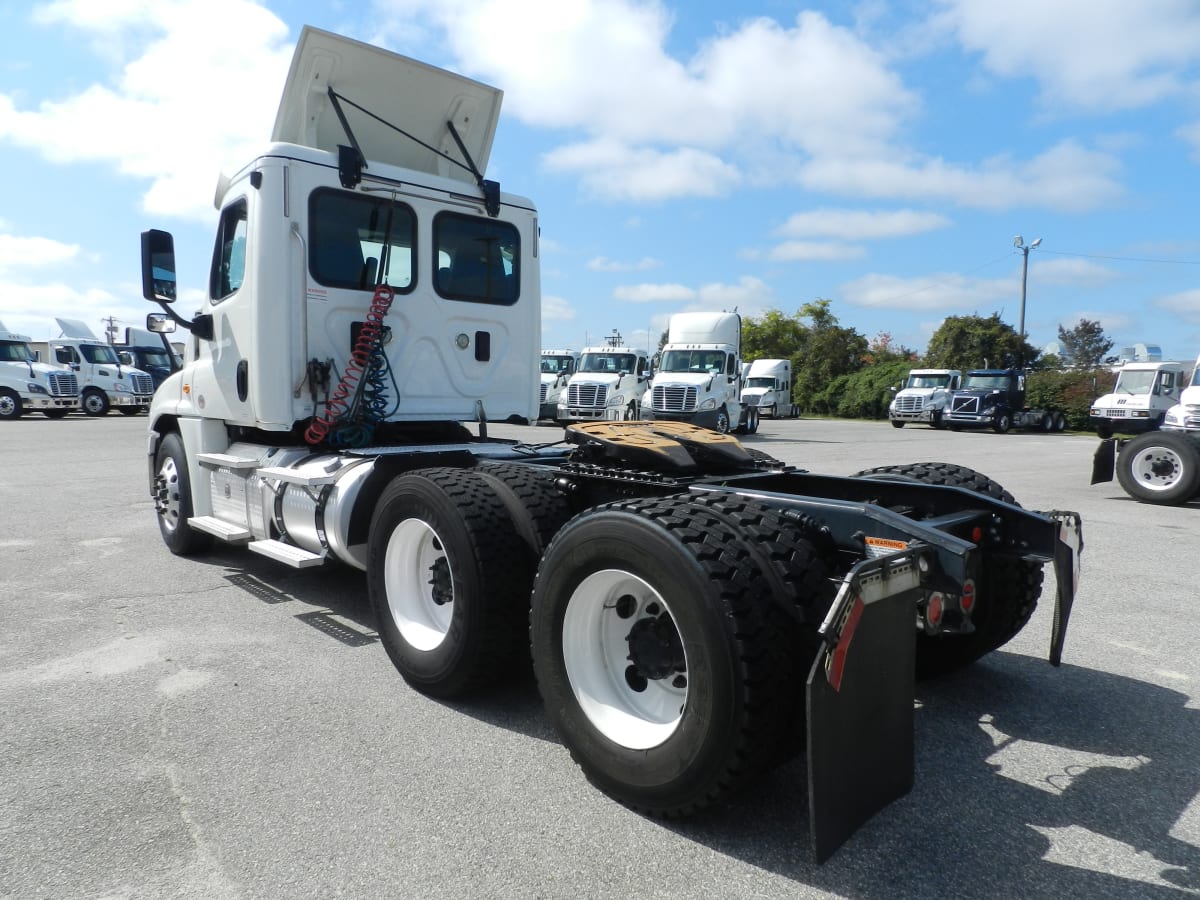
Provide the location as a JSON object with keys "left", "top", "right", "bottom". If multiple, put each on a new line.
{"left": 1092, "top": 392, "right": 1153, "bottom": 408}
{"left": 572, "top": 373, "right": 622, "bottom": 388}
{"left": 654, "top": 372, "right": 720, "bottom": 389}
{"left": 1179, "top": 385, "right": 1200, "bottom": 406}
{"left": 896, "top": 386, "right": 943, "bottom": 397}
{"left": 273, "top": 26, "right": 502, "bottom": 185}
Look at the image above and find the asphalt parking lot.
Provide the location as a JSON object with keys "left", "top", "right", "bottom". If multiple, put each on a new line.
{"left": 1, "top": 414, "right": 1198, "bottom": 899}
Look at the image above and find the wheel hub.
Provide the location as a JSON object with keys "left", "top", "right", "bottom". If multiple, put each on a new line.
{"left": 625, "top": 611, "right": 685, "bottom": 681}
{"left": 427, "top": 555, "right": 452, "bottom": 605}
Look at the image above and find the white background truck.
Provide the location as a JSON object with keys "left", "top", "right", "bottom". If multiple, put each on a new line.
{"left": 1088, "top": 360, "right": 1186, "bottom": 438}
{"left": 557, "top": 345, "right": 649, "bottom": 421}
{"left": 1093, "top": 353, "right": 1200, "bottom": 504}
{"left": 0, "top": 318, "right": 79, "bottom": 419}
{"left": 38, "top": 318, "right": 155, "bottom": 416}
{"left": 888, "top": 368, "right": 961, "bottom": 429}
{"left": 538, "top": 348, "right": 578, "bottom": 421}
{"left": 136, "top": 25, "right": 1083, "bottom": 861}
{"left": 739, "top": 358, "right": 794, "bottom": 419}
{"left": 643, "top": 311, "right": 756, "bottom": 433}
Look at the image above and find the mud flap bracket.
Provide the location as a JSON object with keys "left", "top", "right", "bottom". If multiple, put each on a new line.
{"left": 806, "top": 548, "right": 924, "bottom": 864}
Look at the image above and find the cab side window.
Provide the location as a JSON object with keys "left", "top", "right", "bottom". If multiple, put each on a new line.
{"left": 210, "top": 200, "right": 248, "bottom": 302}
{"left": 309, "top": 189, "right": 416, "bottom": 292}
{"left": 434, "top": 212, "right": 519, "bottom": 305}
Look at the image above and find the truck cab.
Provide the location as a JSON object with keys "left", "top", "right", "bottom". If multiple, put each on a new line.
{"left": 643, "top": 311, "right": 751, "bottom": 433}
{"left": 46, "top": 318, "right": 155, "bottom": 416}
{"left": 739, "top": 358, "right": 794, "bottom": 419}
{"left": 557, "top": 346, "right": 649, "bottom": 421}
{"left": 0, "top": 319, "right": 79, "bottom": 419}
{"left": 946, "top": 368, "right": 1023, "bottom": 432}
{"left": 1161, "top": 354, "right": 1200, "bottom": 433}
{"left": 888, "top": 368, "right": 961, "bottom": 429}
{"left": 538, "top": 349, "right": 578, "bottom": 421}
{"left": 1089, "top": 360, "right": 1186, "bottom": 437}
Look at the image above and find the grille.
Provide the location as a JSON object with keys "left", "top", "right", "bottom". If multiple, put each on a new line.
{"left": 46, "top": 372, "right": 78, "bottom": 397}
{"left": 567, "top": 383, "right": 606, "bottom": 408}
{"left": 742, "top": 394, "right": 759, "bottom": 407}
{"left": 894, "top": 395, "right": 927, "bottom": 413}
{"left": 130, "top": 373, "right": 154, "bottom": 395}
{"left": 539, "top": 383, "right": 548, "bottom": 404}
{"left": 1096, "top": 408, "right": 1126, "bottom": 418}
{"left": 951, "top": 396, "right": 979, "bottom": 413}
{"left": 651, "top": 385, "right": 697, "bottom": 412}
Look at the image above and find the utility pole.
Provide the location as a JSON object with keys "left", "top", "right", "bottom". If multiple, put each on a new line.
{"left": 1012, "top": 235, "right": 1041, "bottom": 342}
{"left": 102, "top": 316, "right": 120, "bottom": 344}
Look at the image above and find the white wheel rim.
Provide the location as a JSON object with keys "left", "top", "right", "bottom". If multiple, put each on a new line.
{"left": 1131, "top": 446, "right": 1186, "bottom": 492}
{"left": 562, "top": 569, "right": 687, "bottom": 750}
{"left": 156, "top": 456, "right": 182, "bottom": 534}
{"left": 384, "top": 518, "right": 453, "bottom": 650}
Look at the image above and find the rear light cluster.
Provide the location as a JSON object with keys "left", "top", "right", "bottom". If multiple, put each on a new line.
{"left": 922, "top": 578, "right": 977, "bottom": 633}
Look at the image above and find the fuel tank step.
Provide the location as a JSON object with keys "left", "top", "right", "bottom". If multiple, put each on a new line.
{"left": 248, "top": 539, "right": 327, "bottom": 568}
{"left": 188, "top": 516, "right": 252, "bottom": 542}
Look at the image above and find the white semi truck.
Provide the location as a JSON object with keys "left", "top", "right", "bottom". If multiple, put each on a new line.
{"left": 1093, "top": 353, "right": 1200, "bottom": 504}
{"left": 556, "top": 344, "right": 649, "bottom": 421}
{"left": 643, "top": 312, "right": 754, "bottom": 434}
{"left": 740, "top": 358, "right": 794, "bottom": 419}
{"left": 888, "top": 368, "right": 961, "bottom": 429}
{"left": 40, "top": 318, "right": 156, "bottom": 416}
{"left": 137, "top": 26, "right": 1084, "bottom": 861}
{"left": 538, "top": 349, "right": 579, "bottom": 421}
{"left": 0, "top": 319, "right": 80, "bottom": 419}
{"left": 1088, "top": 360, "right": 1186, "bottom": 438}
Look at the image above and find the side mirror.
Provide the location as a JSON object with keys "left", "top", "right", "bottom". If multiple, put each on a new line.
{"left": 146, "top": 313, "right": 176, "bottom": 334}
{"left": 889, "top": 384, "right": 899, "bottom": 393}
{"left": 141, "top": 229, "right": 177, "bottom": 304}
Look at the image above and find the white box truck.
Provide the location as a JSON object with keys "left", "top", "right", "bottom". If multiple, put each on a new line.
{"left": 557, "top": 345, "right": 649, "bottom": 421}
{"left": 0, "top": 319, "right": 79, "bottom": 419}
{"left": 133, "top": 26, "right": 1085, "bottom": 860}
{"left": 538, "top": 349, "right": 579, "bottom": 421}
{"left": 1088, "top": 360, "right": 1187, "bottom": 438}
{"left": 740, "top": 358, "right": 794, "bottom": 418}
{"left": 643, "top": 311, "right": 755, "bottom": 433}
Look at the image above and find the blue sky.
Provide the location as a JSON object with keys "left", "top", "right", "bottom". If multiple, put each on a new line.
{"left": 2, "top": 0, "right": 1199, "bottom": 362}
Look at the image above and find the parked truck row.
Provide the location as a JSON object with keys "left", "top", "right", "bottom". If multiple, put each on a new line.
{"left": 135, "top": 27, "right": 1083, "bottom": 861}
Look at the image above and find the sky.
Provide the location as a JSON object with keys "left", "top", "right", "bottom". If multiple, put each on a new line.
{"left": 1, "top": 0, "right": 1199, "bottom": 363}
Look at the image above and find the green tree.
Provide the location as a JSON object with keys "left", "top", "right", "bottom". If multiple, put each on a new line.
{"left": 795, "top": 300, "right": 868, "bottom": 414}
{"left": 924, "top": 313, "right": 1038, "bottom": 373}
{"left": 741, "top": 308, "right": 807, "bottom": 360}
{"left": 1056, "top": 318, "right": 1113, "bottom": 367}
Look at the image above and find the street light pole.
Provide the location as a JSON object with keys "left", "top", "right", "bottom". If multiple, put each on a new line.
{"left": 1012, "top": 235, "right": 1041, "bottom": 343}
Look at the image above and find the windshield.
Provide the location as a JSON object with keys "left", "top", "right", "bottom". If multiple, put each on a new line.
{"left": 580, "top": 352, "right": 637, "bottom": 374}
{"left": 81, "top": 344, "right": 120, "bottom": 365}
{"left": 906, "top": 374, "right": 951, "bottom": 389}
{"left": 1112, "top": 370, "right": 1156, "bottom": 395}
{"left": 137, "top": 349, "right": 172, "bottom": 368}
{"left": 659, "top": 349, "right": 727, "bottom": 374}
{"left": 962, "top": 374, "right": 1010, "bottom": 391}
{"left": 746, "top": 377, "right": 774, "bottom": 389}
{"left": 541, "top": 355, "right": 575, "bottom": 375}
{"left": 0, "top": 340, "right": 34, "bottom": 363}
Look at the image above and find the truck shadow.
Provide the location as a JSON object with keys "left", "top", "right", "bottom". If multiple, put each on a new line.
{"left": 665, "top": 653, "right": 1200, "bottom": 897}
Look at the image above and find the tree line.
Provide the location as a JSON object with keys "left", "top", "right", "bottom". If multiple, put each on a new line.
{"left": 739, "top": 300, "right": 1117, "bottom": 429}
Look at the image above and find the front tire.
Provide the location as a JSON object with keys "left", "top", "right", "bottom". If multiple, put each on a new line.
{"left": 367, "top": 468, "right": 535, "bottom": 698}
{"left": 153, "top": 432, "right": 213, "bottom": 556}
{"left": 993, "top": 412, "right": 1011, "bottom": 434}
{"left": 0, "top": 389, "right": 23, "bottom": 420}
{"left": 714, "top": 406, "right": 731, "bottom": 434}
{"left": 117, "top": 406, "right": 142, "bottom": 417}
{"left": 1115, "top": 432, "right": 1200, "bottom": 505}
{"left": 530, "top": 495, "right": 829, "bottom": 815}
{"left": 852, "top": 462, "right": 1043, "bottom": 677}
{"left": 891, "top": 420, "right": 904, "bottom": 429}
{"left": 42, "top": 408, "right": 70, "bottom": 419}
{"left": 82, "top": 389, "right": 110, "bottom": 417}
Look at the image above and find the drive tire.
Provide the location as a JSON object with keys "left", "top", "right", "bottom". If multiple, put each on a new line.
{"left": 475, "top": 461, "right": 574, "bottom": 561}
{"left": 852, "top": 462, "right": 1043, "bottom": 677}
{"left": 43, "top": 408, "right": 70, "bottom": 419}
{"left": 530, "top": 495, "right": 808, "bottom": 816}
{"left": 993, "top": 412, "right": 1011, "bottom": 434}
{"left": 367, "top": 468, "right": 534, "bottom": 698}
{"left": 153, "top": 432, "right": 214, "bottom": 556}
{"left": 714, "top": 406, "right": 731, "bottom": 434}
{"left": 1115, "top": 432, "right": 1200, "bottom": 505}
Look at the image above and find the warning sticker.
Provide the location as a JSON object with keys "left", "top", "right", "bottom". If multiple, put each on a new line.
{"left": 864, "top": 536, "right": 908, "bottom": 558}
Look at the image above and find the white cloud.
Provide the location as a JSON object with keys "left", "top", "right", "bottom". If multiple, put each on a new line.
{"left": 840, "top": 271, "right": 1013, "bottom": 312}
{"left": 767, "top": 241, "right": 866, "bottom": 262}
{"left": 1058, "top": 310, "right": 1133, "bottom": 335}
{"left": 543, "top": 140, "right": 741, "bottom": 201}
{"left": 613, "top": 282, "right": 695, "bottom": 302}
{"left": 1032, "top": 257, "right": 1121, "bottom": 288}
{"left": 934, "top": 0, "right": 1200, "bottom": 113}
{"left": 0, "top": 235, "right": 80, "bottom": 272}
{"left": 541, "top": 294, "right": 576, "bottom": 322}
{"left": 587, "top": 256, "right": 662, "bottom": 272}
{"left": 0, "top": 0, "right": 294, "bottom": 222}
{"left": 1158, "top": 288, "right": 1200, "bottom": 321}
{"left": 776, "top": 208, "right": 951, "bottom": 240}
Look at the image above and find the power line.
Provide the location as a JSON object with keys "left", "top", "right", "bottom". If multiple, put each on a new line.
{"left": 1040, "top": 248, "right": 1200, "bottom": 266}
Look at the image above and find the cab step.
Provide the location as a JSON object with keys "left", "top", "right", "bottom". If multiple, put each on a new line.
{"left": 257, "top": 465, "right": 339, "bottom": 486}
{"left": 197, "top": 452, "right": 261, "bottom": 470}
{"left": 188, "top": 516, "right": 252, "bottom": 543}
{"left": 248, "top": 539, "right": 327, "bottom": 568}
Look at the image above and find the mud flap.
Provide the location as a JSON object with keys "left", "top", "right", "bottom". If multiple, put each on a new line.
{"left": 1091, "top": 438, "right": 1116, "bottom": 484}
{"left": 806, "top": 549, "right": 924, "bottom": 864}
{"left": 1047, "top": 511, "right": 1083, "bottom": 666}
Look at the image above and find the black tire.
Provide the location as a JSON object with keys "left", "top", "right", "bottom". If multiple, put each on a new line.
{"left": 0, "top": 389, "right": 24, "bottom": 420}
{"left": 42, "top": 408, "right": 70, "bottom": 419}
{"left": 474, "top": 461, "right": 574, "bottom": 561}
{"left": 367, "top": 468, "right": 534, "bottom": 698}
{"left": 82, "top": 389, "right": 110, "bottom": 417}
{"left": 1115, "top": 432, "right": 1200, "bottom": 505}
{"left": 1096, "top": 423, "right": 1113, "bottom": 440}
{"left": 153, "top": 432, "right": 214, "bottom": 556}
{"left": 1040, "top": 413, "right": 1054, "bottom": 432}
{"left": 713, "top": 406, "right": 731, "bottom": 434}
{"left": 931, "top": 409, "right": 944, "bottom": 429}
{"left": 993, "top": 412, "right": 1011, "bottom": 434}
{"left": 890, "top": 420, "right": 904, "bottom": 429}
{"left": 1054, "top": 412, "right": 1066, "bottom": 432}
{"left": 117, "top": 406, "right": 142, "bottom": 417}
{"left": 749, "top": 407, "right": 760, "bottom": 434}
{"left": 852, "top": 462, "right": 1044, "bottom": 677}
{"left": 530, "top": 495, "right": 820, "bottom": 816}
